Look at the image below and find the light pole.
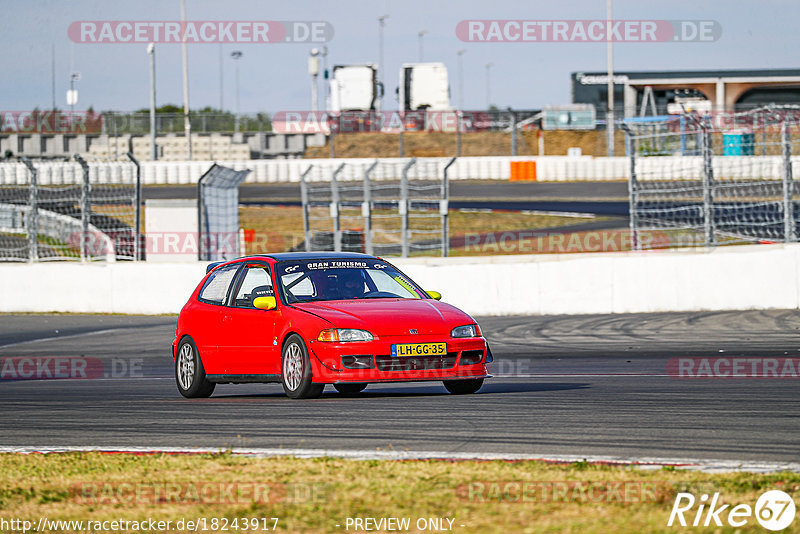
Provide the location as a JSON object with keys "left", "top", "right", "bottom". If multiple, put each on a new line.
{"left": 231, "top": 51, "right": 242, "bottom": 133}
{"left": 147, "top": 43, "right": 157, "bottom": 161}
{"left": 456, "top": 49, "right": 465, "bottom": 157}
{"left": 321, "top": 46, "right": 329, "bottom": 112}
{"left": 606, "top": 0, "right": 615, "bottom": 157}
{"left": 485, "top": 62, "right": 494, "bottom": 109}
{"left": 308, "top": 48, "right": 320, "bottom": 113}
{"left": 418, "top": 29, "right": 428, "bottom": 62}
{"left": 218, "top": 43, "right": 224, "bottom": 112}
{"left": 68, "top": 72, "right": 80, "bottom": 116}
{"left": 377, "top": 15, "right": 389, "bottom": 111}
{"left": 456, "top": 49, "right": 465, "bottom": 110}
{"left": 180, "top": 0, "right": 192, "bottom": 160}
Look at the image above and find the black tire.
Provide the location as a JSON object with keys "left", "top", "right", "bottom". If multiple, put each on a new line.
{"left": 333, "top": 383, "right": 367, "bottom": 396}
{"left": 175, "top": 337, "right": 215, "bottom": 398}
{"left": 443, "top": 378, "right": 484, "bottom": 395}
{"left": 281, "top": 334, "right": 324, "bottom": 399}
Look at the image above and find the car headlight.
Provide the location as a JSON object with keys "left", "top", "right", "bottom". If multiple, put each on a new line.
{"left": 451, "top": 324, "right": 480, "bottom": 338}
{"left": 317, "top": 328, "right": 374, "bottom": 342}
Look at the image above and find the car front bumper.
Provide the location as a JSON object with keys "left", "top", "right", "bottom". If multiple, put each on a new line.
{"left": 306, "top": 335, "right": 490, "bottom": 384}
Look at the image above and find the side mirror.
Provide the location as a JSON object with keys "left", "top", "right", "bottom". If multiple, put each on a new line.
{"left": 426, "top": 290, "right": 442, "bottom": 301}
{"left": 253, "top": 296, "right": 277, "bottom": 310}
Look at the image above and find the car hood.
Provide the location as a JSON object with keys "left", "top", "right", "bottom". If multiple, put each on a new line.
{"left": 293, "top": 298, "right": 474, "bottom": 336}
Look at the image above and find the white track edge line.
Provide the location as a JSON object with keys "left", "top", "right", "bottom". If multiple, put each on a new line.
{"left": 0, "top": 446, "right": 797, "bottom": 473}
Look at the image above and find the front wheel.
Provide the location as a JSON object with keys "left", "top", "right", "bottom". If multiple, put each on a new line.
{"left": 333, "top": 383, "right": 367, "bottom": 396}
{"left": 281, "top": 335, "right": 324, "bottom": 399}
{"left": 175, "top": 337, "right": 215, "bottom": 398}
{"left": 443, "top": 378, "right": 484, "bottom": 395}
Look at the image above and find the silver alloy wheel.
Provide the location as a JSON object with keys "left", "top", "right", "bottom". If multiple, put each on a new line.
{"left": 283, "top": 342, "right": 303, "bottom": 391}
{"left": 178, "top": 343, "right": 195, "bottom": 390}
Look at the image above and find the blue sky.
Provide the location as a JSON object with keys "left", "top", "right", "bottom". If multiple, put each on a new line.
{"left": 1, "top": 0, "right": 797, "bottom": 113}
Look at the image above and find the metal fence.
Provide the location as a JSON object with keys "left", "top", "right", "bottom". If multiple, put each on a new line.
{"left": 197, "top": 164, "right": 250, "bottom": 261}
{"left": 0, "top": 156, "right": 140, "bottom": 262}
{"left": 626, "top": 107, "right": 800, "bottom": 250}
{"left": 300, "top": 159, "right": 452, "bottom": 257}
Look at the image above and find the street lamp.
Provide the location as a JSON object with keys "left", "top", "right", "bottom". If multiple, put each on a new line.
{"left": 456, "top": 49, "right": 466, "bottom": 157}
{"left": 180, "top": 0, "right": 191, "bottom": 160}
{"left": 67, "top": 72, "right": 81, "bottom": 117}
{"left": 308, "top": 48, "right": 320, "bottom": 113}
{"left": 147, "top": 43, "right": 157, "bottom": 161}
{"left": 418, "top": 29, "right": 428, "bottom": 62}
{"left": 321, "top": 46, "right": 329, "bottom": 112}
{"left": 606, "top": 0, "right": 615, "bottom": 157}
{"left": 456, "top": 49, "right": 465, "bottom": 110}
{"left": 231, "top": 50, "right": 243, "bottom": 133}
{"left": 485, "top": 62, "right": 494, "bottom": 109}
{"left": 377, "top": 15, "right": 389, "bottom": 110}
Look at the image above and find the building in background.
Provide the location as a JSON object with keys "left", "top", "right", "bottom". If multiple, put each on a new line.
{"left": 572, "top": 68, "right": 800, "bottom": 116}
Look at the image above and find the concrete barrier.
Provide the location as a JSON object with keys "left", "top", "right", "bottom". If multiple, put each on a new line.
{"left": 1, "top": 244, "right": 799, "bottom": 316}
{"left": 3, "top": 155, "right": 798, "bottom": 185}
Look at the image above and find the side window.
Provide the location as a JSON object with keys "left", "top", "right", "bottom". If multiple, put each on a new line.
{"left": 233, "top": 265, "right": 274, "bottom": 308}
{"left": 198, "top": 264, "right": 239, "bottom": 305}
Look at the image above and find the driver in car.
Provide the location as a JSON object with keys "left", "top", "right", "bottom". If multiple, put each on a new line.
{"left": 338, "top": 269, "right": 367, "bottom": 299}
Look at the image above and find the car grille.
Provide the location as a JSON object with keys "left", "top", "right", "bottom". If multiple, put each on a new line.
{"left": 375, "top": 352, "right": 458, "bottom": 372}
{"left": 341, "top": 355, "right": 374, "bottom": 369}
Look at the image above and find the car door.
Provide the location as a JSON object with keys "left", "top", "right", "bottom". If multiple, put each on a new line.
{"left": 218, "top": 262, "right": 280, "bottom": 376}
{"left": 192, "top": 262, "right": 241, "bottom": 374}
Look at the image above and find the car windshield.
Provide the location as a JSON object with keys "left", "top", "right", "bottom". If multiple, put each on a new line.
{"left": 276, "top": 259, "right": 425, "bottom": 303}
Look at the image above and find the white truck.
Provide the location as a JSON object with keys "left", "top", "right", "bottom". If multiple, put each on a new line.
{"left": 397, "top": 62, "right": 451, "bottom": 111}
{"left": 329, "top": 64, "right": 382, "bottom": 112}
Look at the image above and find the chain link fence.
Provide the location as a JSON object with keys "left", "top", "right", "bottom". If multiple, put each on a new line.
{"left": 299, "top": 159, "right": 452, "bottom": 257}
{"left": 0, "top": 156, "right": 140, "bottom": 262}
{"left": 626, "top": 107, "right": 800, "bottom": 249}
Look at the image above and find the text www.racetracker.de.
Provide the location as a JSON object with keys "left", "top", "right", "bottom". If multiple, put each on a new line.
{"left": 0, "top": 516, "right": 280, "bottom": 533}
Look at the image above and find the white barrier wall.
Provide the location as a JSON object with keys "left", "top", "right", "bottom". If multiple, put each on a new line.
{"left": 2, "top": 156, "right": 796, "bottom": 185}
{"left": 1, "top": 244, "right": 799, "bottom": 316}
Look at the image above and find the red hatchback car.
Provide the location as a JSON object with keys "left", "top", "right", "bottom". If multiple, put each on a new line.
{"left": 173, "top": 252, "right": 492, "bottom": 399}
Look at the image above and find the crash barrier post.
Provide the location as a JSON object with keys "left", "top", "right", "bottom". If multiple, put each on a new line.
{"left": 126, "top": 152, "right": 142, "bottom": 261}
{"left": 73, "top": 154, "right": 91, "bottom": 261}
{"left": 300, "top": 165, "right": 314, "bottom": 253}
{"left": 363, "top": 160, "right": 379, "bottom": 256}
{"left": 400, "top": 158, "right": 416, "bottom": 257}
{"left": 331, "top": 163, "right": 345, "bottom": 252}
{"left": 442, "top": 157, "right": 455, "bottom": 257}
{"left": 20, "top": 158, "right": 38, "bottom": 262}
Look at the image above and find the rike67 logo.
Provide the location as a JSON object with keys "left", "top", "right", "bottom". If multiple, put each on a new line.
{"left": 668, "top": 490, "right": 795, "bottom": 531}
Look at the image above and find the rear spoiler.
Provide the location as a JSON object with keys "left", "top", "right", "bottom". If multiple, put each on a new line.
{"left": 206, "top": 261, "right": 224, "bottom": 274}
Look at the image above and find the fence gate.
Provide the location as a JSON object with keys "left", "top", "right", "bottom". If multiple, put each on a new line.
{"left": 299, "top": 158, "right": 452, "bottom": 257}
{"left": 197, "top": 164, "right": 251, "bottom": 261}
{"left": 0, "top": 157, "right": 139, "bottom": 262}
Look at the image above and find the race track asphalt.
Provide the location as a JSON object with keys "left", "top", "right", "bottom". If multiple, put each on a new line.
{"left": 1, "top": 310, "right": 798, "bottom": 463}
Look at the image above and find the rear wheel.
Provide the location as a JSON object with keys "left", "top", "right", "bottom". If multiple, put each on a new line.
{"left": 333, "top": 383, "right": 367, "bottom": 396}
{"left": 443, "top": 378, "right": 484, "bottom": 395}
{"left": 175, "top": 337, "right": 215, "bottom": 398}
{"left": 281, "top": 335, "right": 324, "bottom": 399}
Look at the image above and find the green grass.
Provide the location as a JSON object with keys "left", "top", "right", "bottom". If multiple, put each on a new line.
{"left": 1, "top": 453, "right": 798, "bottom": 533}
